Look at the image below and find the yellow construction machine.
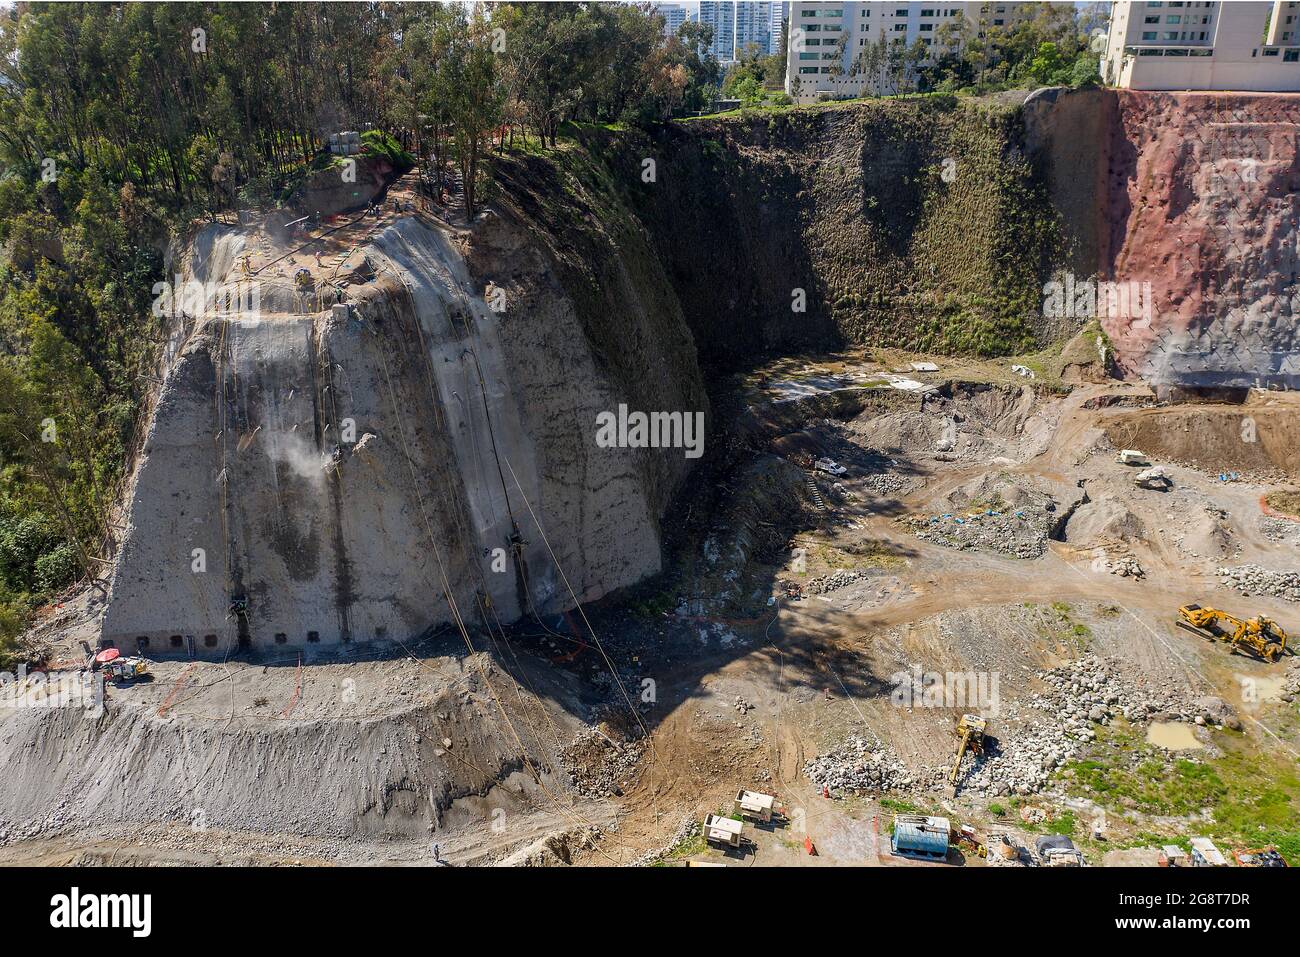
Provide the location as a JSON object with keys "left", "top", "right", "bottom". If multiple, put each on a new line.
{"left": 948, "top": 713, "right": 987, "bottom": 791}
{"left": 1178, "top": 604, "right": 1288, "bottom": 662}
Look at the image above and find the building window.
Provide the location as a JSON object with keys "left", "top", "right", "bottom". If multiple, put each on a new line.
{"left": 1142, "top": 31, "right": 1157, "bottom": 40}
{"left": 307, "top": 631, "right": 320, "bottom": 643}
{"left": 170, "top": 635, "right": 183, "bottom": 648}
{"left": 920, "top": 24, "right": 934, "bottom": 32}
{"left": 1286, "top": 49, "right": 1300, "bottom": 61}
{"left": 137, "top": 636, "right": 149, "bottom": 651}
{"left": 275, "top": 632, "right": 287, "bottom": 643}
{"left": 1264, "top": 48, "right": 1281, "bottom": 56}
{"left": 204, "top": 634, "right": 217, "bottom": 647}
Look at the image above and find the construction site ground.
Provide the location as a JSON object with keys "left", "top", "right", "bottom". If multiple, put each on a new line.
{"left": 4, "top": 352, "right": 1299, "bottom": 867}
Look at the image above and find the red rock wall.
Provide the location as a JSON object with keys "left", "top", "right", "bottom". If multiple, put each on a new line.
{"left": 1100, "top": 91, "right": 1300, "bottom": 387}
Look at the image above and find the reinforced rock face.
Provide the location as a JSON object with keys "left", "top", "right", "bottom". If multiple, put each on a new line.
{"left": 1027, "top": 88, "right": 1300, "bottom": 388}
{"left": 100, "top": 191, "right": 706, "bottom": 656}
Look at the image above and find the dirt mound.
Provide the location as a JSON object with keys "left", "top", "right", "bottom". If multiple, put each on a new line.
{"left": 0, "top": 653, "right": 580, "bottom": 854}
{"left": 848, "top": 383, "right": 1043, "bottom": 462}
{"left": 1062, "top": 498, "right": 1147, "bottom": 548}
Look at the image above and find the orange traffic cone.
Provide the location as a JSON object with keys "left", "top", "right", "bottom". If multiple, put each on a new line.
{"left": 804, "top": 836, "right": 817, "bottom": 856}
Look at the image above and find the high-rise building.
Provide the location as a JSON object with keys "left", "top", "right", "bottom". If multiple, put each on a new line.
{"left": 1103, "top": 1, "right": 1300, "bottom": 90}
{"left": 699, "top": 1, "right": 739, "bottom": 61}
{"left": 770, "top": 2, "right": 790, "bottom": 55}
{"left": 656, "top": 2, "right": 694, "bottom": 39}
{"left": 736, "top": 2, "right": 778, "bottom": 59}
{"left": 782, "top": 3, "right": 1036, "bottom": 104}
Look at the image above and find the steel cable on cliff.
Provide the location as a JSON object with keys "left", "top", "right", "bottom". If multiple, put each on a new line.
{"left": 367, "top": 315, "right": 635, "bottom": 864}
{"left": 439, "top": 298, "right": 660, "bottom": 835}
{"left": 369, "top": 253, "right": 569, "bottom": 765}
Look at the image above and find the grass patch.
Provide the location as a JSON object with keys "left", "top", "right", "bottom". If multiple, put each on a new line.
{"left": 1062, "top": 721, "right": 1300, "bottom": 864}
{"left": 1029, "top": 602, "right": 1093, "bottom": 650}
{"left": 880, "top": 797, "right": 925, "bottom": 814}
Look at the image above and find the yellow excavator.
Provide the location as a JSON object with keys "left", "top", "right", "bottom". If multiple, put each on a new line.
{"left": 1178, "top": 604, "right": 1288, "bottom": 662}
{"left": 948, "top": 713, "right": 987, "bottom": 792}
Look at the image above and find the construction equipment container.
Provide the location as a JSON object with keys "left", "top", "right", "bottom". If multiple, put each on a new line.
{"left": 703, "top": 814, "right": 742, "bottom": 849}
{"left": 890, "top": 815, "right": 950, "bottom": 861}
{"left": 733, "top": 790, "right": 774, "bottom": 823}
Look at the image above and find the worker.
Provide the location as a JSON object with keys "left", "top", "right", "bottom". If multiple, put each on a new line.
{"left": 314, "top": 249, "right": 322, "bottom": 268}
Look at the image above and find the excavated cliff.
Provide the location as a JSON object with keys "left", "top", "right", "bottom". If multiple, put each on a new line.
{"left": 599, "top": 96, "right": 1067, "bottom": 368}
{"left": 99, "top": 161, "right": 707, "bottom": 657}
{"left": 98, "top": 91, "right": 1300, "bottom": 657}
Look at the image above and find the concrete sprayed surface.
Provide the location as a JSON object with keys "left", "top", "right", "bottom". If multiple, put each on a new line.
{"left": 100, "top": 180, "right": 704, "bottom": 656}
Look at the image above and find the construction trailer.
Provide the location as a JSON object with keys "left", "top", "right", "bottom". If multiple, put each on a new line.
{"left": 890, "top": 815, "right": 950, "bottom": 861}
{"left": 703, "top": 814, "right": 743, "bottom": 850}
{"left": 733, "top": 790, "right": 775, "bottom": 824}
{"left": 1190, "top": 837, "right": 1229, "bottom": 867}
{"left": 1160, "top": 845, "right": 1189, "bottom": 867}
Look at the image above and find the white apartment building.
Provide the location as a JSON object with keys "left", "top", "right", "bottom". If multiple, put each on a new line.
{"left": 783, "top": 2, "right": 1034, "bottom": 103}
{"left": 1103, "top": 1, "right": 1300, "bottom": 90}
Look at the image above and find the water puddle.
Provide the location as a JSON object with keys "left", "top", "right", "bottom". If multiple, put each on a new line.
{"left": 1146, "top": 721, "right": 1203, "bottom": 751}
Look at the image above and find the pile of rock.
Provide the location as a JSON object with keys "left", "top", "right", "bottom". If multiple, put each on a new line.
{"left": 1106, "top": 554, "right": 1145, "bottom": 579}
{"left": 957, "top": 723, "right": 1079, "bottom": 796}
{"left": 805, "top": 569, "right": 870, "bottom": 595}
{"left": 1032, "top": 655, "right": 1195, "bottom": 725}
{"left": 1217, "top": 564, "right": 1300, "bottom": 603}
{"left": 861, "top": 472, "right": 912, "bottom": 495}
{"left": 1281, "top": 658, "right": 1300, "bottom": 703}
{"left": 802, "top": 737, "right": 924, "bottom": 792}
{"left": 561, "top": 728, "right": 644, "bottom": 799}
{"left": 908, "top": 505, "right": 1052, "bottom": 560}
{"left": 629, "top": 815, "right": 697, "bottom": 868}
{"left": 1258, "top": 515, "right": 1300, "bottom": 546}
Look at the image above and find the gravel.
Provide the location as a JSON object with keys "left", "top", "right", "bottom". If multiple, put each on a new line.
{"left": 801, "top": 655, "right": 1206, "bottom": 799}
{"left": 1217, "top": 564, "right": 1300, "bottom": 603}
{"left": 904, "top": 503, "right": 1055, "bottom": 559}
{"left": 561, "top": 728, "right": 644, "bottom": 799}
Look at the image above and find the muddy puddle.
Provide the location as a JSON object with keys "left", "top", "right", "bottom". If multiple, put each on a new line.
{"left": 1145, "top": 721, "right": 1204, "bottom": 751}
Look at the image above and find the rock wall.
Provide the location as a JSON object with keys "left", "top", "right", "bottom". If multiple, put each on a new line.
{"left": 601, "top": 97, "right": 1065, "bottom": 369}
{"left": 1026, "top": 88, "right": 1300, "bottom": 389}
{"left": 100, "top": 175, "right": 706, "bottom": 656}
